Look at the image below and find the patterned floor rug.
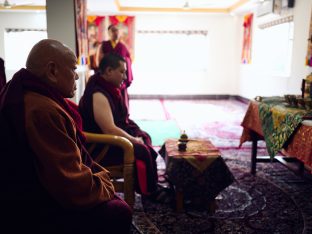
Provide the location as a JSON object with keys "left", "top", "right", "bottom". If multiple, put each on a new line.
{"left": 129, "top": 99, "right": 312, "bottom": 233}
{"left": 131, "top": 148, "right": 312, "bottom": 234}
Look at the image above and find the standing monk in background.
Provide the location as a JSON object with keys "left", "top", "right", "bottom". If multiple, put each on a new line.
{"left": 96, "top": 24, "right": 133, "bottom": 110}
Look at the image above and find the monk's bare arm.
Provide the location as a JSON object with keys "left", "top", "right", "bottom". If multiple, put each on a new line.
{"left": 93, "top": 92, "right": 143, "bottom": 144}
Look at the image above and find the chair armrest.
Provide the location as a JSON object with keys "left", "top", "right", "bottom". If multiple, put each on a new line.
{"left": 83, "top": 132, "right": 134, "bottom": 164}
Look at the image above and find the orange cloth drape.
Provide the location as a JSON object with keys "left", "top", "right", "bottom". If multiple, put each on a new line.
{"left": 241, "top": 13, "right": 253, "bottom": 64}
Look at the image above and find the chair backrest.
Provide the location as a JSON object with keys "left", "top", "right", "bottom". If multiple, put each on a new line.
{"left": 84, "top": 132, "right": 135, "bottom": 207}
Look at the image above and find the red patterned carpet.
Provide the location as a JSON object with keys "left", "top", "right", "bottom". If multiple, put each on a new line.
{"left": 128, "top": 99, "right": 312, "bottom": 234}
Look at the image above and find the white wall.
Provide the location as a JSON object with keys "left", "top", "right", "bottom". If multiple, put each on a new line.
{"left": 237, "top": 0, "right": 312, "bottom": 99}
{"left": 0, "top": 12, "right": 46, "bottom": 58}
{"left": 1, "top": 1, "right": 311, "bottom": 98}
{"left": 128, "top": 13, "right": 240, "bottom": 95}
{"left": 46, "top": 0, "right": 76, "bottom": 53}
{"left": 0, "top": 11, "right": 46, "bottom": 80}
{"left": 0, "top": 9, "right": 85, "bottom": 104}
{"left": 0, "top": 11, "right": 241, "bottom": 96}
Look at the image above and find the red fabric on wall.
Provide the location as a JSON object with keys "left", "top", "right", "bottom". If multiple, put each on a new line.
{"left": 241, "top": 13, "right": 253, "bottom": 64}
{"left": 87, "top": 16, "right": 105, "bottom": 70}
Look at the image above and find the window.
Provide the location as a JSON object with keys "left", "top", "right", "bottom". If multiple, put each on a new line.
{"left": 134, "top": 30, "right": 209, "bottom": 73}
{"left": 254, "top": 20, "right": 293, "bottom": 76}
{"left": 4, "top": 29, "right": 47, "bottom": 71}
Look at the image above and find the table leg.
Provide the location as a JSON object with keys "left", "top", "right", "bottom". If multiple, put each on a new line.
{"left": 176, "top": 190, "right": 184, "bottom": 212}
{"left": 251, "top": 132, "right": 258, "bottom": 175}
{"left": 208, "top": 199, "right": 217, "bottom": 214}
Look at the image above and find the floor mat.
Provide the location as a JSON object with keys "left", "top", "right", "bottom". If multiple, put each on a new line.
{"left": 135, "top": 120, "right": 181, "bottom": 146}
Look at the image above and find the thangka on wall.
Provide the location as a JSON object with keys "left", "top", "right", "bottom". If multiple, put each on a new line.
{"left": 87, "top": 16, "right": 105, "bottom": 70}
{"left": 241, "top": 13, "right": 253, "bottom": 64}
{"left": 75, "top": 0, "right": 88, "bottom": 65}
{"left": 306, "top": 8, "right": 312, "bottom": 66}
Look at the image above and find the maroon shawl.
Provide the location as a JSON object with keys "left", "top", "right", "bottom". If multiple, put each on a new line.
{"left": 0, "top": 69, "right": 87, "bottom": 149}
{"left": 79, "top": 73, "right": 158, "bottom": 194}
{"left": 0, "top": 68, "right": 130, "bottom": 232}
{"left": 0, "top": 69, "right": 73, "bottom": 220}
{"left": 79, "top": 72, "right": 156, "bottom": 153}
{"left": 0, "top": 69, "right": 93, "bottom": 197}
{"left": 79, "top": 72, "right": 130, "bottom": 134}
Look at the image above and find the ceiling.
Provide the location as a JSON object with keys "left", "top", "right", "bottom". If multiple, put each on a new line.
{"left": 118, "top": 0, "right": 243, "bottom": 8}
{"left": 0, "top": 0, "right": 258, "bottom": 14}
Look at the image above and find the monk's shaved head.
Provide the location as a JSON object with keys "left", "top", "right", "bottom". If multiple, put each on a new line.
{"left": 25, "top": 39, "right": 79, "bottom": 98}
{"left": 26, "top": 39, "right": 75, "bottom": 78}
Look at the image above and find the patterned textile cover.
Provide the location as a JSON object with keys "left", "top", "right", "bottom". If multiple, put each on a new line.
{"left": 239, "top": 101, "right": 264, "bottom": 146}
{"left": 159, "top": 139, "right": 234, "bottom": 201}
{"left": 258, "top": 98, "right": 312, "bottom": 158}
{"left": 284, "top": 125, "right": 312, "bottom": 168}
{"left": 240, "top": 100, "right": 312, "bottom": 170}
{"left": 163, "top": 139, "right": 220, "bottom": 172}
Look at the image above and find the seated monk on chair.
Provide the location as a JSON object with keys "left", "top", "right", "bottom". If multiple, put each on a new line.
{"left": 79, "top": 53, "right": 162, "bottom": 199}
{"left": 0, "top": 39, "right": 132, "bottom": 234}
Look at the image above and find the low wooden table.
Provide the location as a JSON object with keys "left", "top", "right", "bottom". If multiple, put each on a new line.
{"left": 159, "top": 139, "right": 234, "bottom": 212}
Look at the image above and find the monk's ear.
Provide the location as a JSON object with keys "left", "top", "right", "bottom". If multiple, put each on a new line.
{"left": 105, "top": 67, "right": 112, "bottom": 73}
{"left": 106, "top": 66, "right": 114, "bottom": 75}
{"left": 46, "top": 61, "right": 58, "bottom": 83}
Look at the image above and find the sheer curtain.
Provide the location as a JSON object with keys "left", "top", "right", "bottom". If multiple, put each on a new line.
{"left": 4, "top": 29, "right": 47, "bottom": 81}
{"left": 135, "top": 30, "right": 209, "bottom": 73}
{"left": 253, "top": 21, "right": 293, "bottom": 76}
{"left": 131, "top": 30, "right": 210, "bottom": 94}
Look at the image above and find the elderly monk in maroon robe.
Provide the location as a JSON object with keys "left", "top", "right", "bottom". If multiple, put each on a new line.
{"left": 79, "top": 53, "right": 159, "bottom": 197}
{"left": 96, "top": 24, "right": 133, "bottom": 110}
{"left": 0, "top": 39, "right": 132, "bottom": 233}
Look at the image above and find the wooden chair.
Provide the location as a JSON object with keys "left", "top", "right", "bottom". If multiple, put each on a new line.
{"left": 84, "top": 132, "right": 135, "bottom": 208}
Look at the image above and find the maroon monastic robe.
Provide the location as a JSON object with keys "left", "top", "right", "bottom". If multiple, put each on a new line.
{"left": 0, "top": 69, "right": 132, "bottom": 233}
{"left": 79, "top": 72, "right": 158, "bottom": 195}
{"left": 101, "top": 40, "right": 133, "bottom": 109}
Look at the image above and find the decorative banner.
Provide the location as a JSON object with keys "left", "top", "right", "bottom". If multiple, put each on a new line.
{"left": 108, "top": 16, "right": 135, "bottom": 60}
{"left": 87, "top": 16, "right": 105, "bottom": 43}
{"left": 306, "top": 8, "right": 312, "bottom": 67}
{"left": 241, "top": 13, "right": 253, "bottom": 64}
{"left": 87, "top": 16, "right": 105, "bottom": 69}
{"left": 75, "top": 0, "right": 88, "bottom": 65}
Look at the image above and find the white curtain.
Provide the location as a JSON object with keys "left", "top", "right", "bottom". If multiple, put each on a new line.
{"left": 4, "top": 29, "right": 47, "bottom": 81}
